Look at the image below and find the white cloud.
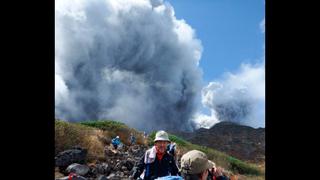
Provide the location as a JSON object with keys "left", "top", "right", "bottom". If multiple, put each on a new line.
{"left": 192, "top": 110, "right": 220, "bottom": 129}
{"left": 193, "top": 61, "right": 265, "bottom": 128}
{"left": 55, "top": 74, "right": 69, "bottom": 105}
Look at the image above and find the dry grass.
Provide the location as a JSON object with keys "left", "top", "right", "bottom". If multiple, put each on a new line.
{"left": 55, "top": 120, "right": 106, "bottom": 162}
{"left": 55, "top": 120, "right": 91, "bottom": 154}
{"left": 79, "top": 120, "right": 147, "bottom": 146}
{"left": 55, "top": 119, "right": 147, "bottom": 162}
{"left": 82, "top": 129, "right": 107, "bottom": 161}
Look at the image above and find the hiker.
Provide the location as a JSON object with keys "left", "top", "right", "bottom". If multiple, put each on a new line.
{"left": 111, "top": 135, "right": 121, "bottom": 150}
{"left": 144, "top": 131, "right": 148, "bottom": 138}
{"left": 180, "top": 150, "right": 215, "bottom": 180}
{"left": 130, "top": 133, "right": 136, "bottom": 145}
{"left": 131, "top": 130, "right": 179, "bottom": 180}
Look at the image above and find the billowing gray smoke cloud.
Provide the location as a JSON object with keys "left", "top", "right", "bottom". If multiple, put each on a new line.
{"left": 193, "top": 62, "right": 265, "bottom": 128}
{"left": 55, "top": 0, "right": 203, "bottom": 131}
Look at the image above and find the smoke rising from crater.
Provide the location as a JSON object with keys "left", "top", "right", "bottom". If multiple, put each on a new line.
{"left": 194, "top": 62, "right": 265, "bottom": 128}
{"left": 55, "top": 0, "right": 203, "bottom": 131}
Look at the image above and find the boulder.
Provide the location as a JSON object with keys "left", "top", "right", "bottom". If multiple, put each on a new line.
{"left": 96, "top": 163, "right": 111, "bottom": 175}
{"left": 114, "top": 161, "right": 124, "bottom": 171}
{"left": 55, "top": 147, "right": 87, "bottom": 168}
{"left": 107, "top": 172, "right": 123, "bottom": 179}
{"left": 66, "top": 163, "right": 90, "bottom": 176}
{"left": 55, "top": 144, "right": 148, "bottom": 179}
{"left": 96, "top": 175, "right": 108, "bottom": 180}
{"left": 123, "top": 159, "right": 134, "bottom": 171}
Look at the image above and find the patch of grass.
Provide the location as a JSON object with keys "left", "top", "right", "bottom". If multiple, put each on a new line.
{"left": 55, "top": 119, "right": 147, "bottom": 159}
{"left": 55, "top": 120, "right": 93, "bottom": 153}
{"left": 80, "top": 120, "right": 127, "bottom": 131}
{"left": 227, "top": 157, "right": 262, "bottom": 176}
{"left": 188, "top": 144, "right": 230, "bottom": 169}
{"left": 80, "top": 120, "right": 146, "bottom": 145}
{"left": 55, "top": 119, "right": 106, "bottom": 162}
{"left": 168, "top": 134, "right": 188, "bottom": 146}
{"left": 148, "top": 132, "right": 187, "bottom": 146}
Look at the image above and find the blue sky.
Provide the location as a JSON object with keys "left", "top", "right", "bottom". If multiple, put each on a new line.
{"left": 168, "top": 0, "right": 265, "bottom": 83}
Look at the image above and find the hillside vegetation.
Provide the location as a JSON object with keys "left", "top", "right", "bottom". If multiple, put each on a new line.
{"left": 55, "top": 119, "right": 264, "bottom": 179}
{"left": 172, "top": 122, "right": 265, "bottom": 163}
{"left": 55, "top": 119, "right": 146, "bottom": 162}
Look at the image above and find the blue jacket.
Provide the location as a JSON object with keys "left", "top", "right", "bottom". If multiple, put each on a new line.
{"left": 111, "top": 138, "right": 121, "bottom": 145}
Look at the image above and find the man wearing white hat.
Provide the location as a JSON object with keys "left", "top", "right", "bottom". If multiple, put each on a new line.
{"left": 131, "top": 130, "right": 179, "bottom": 180}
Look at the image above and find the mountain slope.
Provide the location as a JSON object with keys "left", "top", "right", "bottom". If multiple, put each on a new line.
{"left": 172, "top": 121, "right": 265, "bottom": 163}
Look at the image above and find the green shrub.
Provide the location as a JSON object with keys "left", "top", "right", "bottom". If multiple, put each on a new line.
{"left": 168, "top": 134, "right": 188, "bottom": 146}
{"left": 148, "top": 131, "right": 156, "bottom": 146}
{"left": 80, "top": 120, "right": 127, "bottom": 131}
{"left": 148, "top": 132, "right": 188, "bottom": 146}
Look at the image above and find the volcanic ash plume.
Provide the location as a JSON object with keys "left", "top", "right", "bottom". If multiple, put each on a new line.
{"left": 194, "top": 63, "right": 265, "bottom": 128}
{"left": 55, "top": 0, "right": 203, "bottom": 131}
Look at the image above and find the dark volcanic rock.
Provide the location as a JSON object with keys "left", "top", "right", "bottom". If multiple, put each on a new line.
{"left": 123, "top": 159, "right": 135, "bottom": 171}
{"left": 56, "top": 144, "right": 148, "bottom": 179}
{"left": 56, "top": 174, "right": 87, "bottom": 180}
{"left": 106, "top": 173, "right": 122, "bottom": 180}
{"left": 55, "top": 147, "right": 87, "bottom": 168}
{"left": 96, "top": 175, "right": 108, "bottom": 180}
{"left": 66, "top": 163, "right": 90, "bottom": 176}
{"left": 96, "top": 163, "right": 111, "bottom": 175}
